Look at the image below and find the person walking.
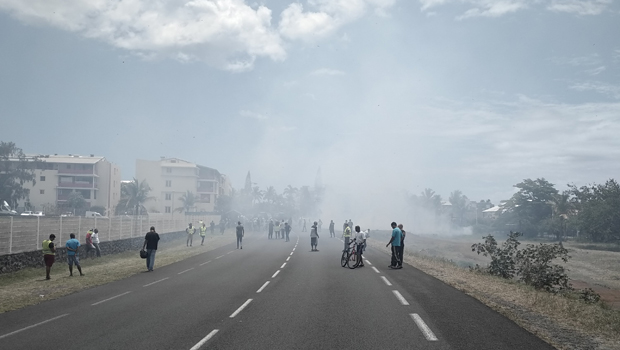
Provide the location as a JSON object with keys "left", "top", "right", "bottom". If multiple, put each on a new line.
{"left": 310, "top": 221, "right": 319, "bottom": 251}
{"left": 143, "top": 226, "right": 160, "bottom": 272}
{"left": 318, "top": 219, "right": 323, "bottom": 233}
{"left": 342, "top": 223, "right": 351, "bottom": 251}
{"left": 354, "top": 226, "right": 366, "bottom": 267}
{"left": 200, "top": 222, "right": 207, "bottom": 245}
{"left": 66, "top": 233, "right": 84, "bottom": 276}
{"left": 275, "top": 220, "right": 281, "bottom": 239}
{"left": 92, "top": 228, "right": 101, "bottom": 257}
{"left": 343, "top": 220, "right": 348, "bottom": 234}
{"left": 219, "top": 220, "right": 226, "bottom": 235}
{"left": 268, "top": 219, "right": 274, "bottom": 239}
{"left": 85, "top": 229, "right": 96, "bottom": 259}
{"left": 302, "top": 219, "right": 307, "bottom": 232}
{"left": 385, "top": 222, "right": 402, "bottom": 269}
{"left": 236, "top": 221, "right": 244, "bottom": 249}
{"left": 329, "top": 220, "right": 335, "bottom": 238}
{"left": 42, "top": 234, "right": 57, "bottom": 280}
{"left": 186, "top": 223, "right": 195, "bottom": 247}
{"left": 210, "top": 220, "right": 215, "bottom": 234}
{"left": 284, "top": 222, "right": 291, "bottom": 242}
{"left": 398, "top": 224, "right": 406, "bottom": 268}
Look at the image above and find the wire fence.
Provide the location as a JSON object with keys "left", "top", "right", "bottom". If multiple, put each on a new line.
{"left": 0, "top": 216, "right": 217, "bottom": 255}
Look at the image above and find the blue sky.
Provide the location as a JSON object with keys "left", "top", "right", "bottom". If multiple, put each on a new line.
{"left": 1, "top": 0, "right": 619, "bottom": 222}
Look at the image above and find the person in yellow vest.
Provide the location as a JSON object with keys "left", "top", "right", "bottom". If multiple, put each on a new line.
{"left": 342, "top": 223, "right": 352, "bottom": 252}
{"left": 200, "top": 222, "right": 207, "bottom": 245}
{"left": 42, "top": 234, "right": 57, "bottom": 280}
{"left": 186, "top": 223, "right": 195, "bottom": 247}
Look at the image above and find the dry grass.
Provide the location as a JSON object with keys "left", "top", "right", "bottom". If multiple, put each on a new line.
{"left": 0, "top": 234, "right": 233, "bottom": 314}
{"left": 367, "top": 237, "right": 620, "bottom": 350}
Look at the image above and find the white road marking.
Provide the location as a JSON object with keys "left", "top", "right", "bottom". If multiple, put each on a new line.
{"left": 178, "top": 268, "right": 194, "bottom": 275}
{"left": 92, "top": 291, "right": 132, "bottom": 306}
{"left": 143, "top": 277, "right": 169, "bottom": 287}
{"left": 272, "top": 270, "right": 280, "bottom": 278}
{"left": 411, "top": 314, "right": 438, "bottom": 341}
{"left": 200, "top": 260, "right": 212, "bottom": 266}
{"left": 280, "top": 263, "right": 287, "bottom": 268}
{"left": 365, "top": 259, "right": 372, "bottom": 265}
{"left": 290, "top": 252, "right": 294, "bottom": 256}
{"left": 292, "top": 248, "right": 296, "bottom": 251}
{"left": 215, "top": 255, "right": 224, "bottom": 259}
{"left": 256, "top": 281, "right": 270, "bottom": 293}
{"left": 227, "top": 251, "right": 233, "bottom": 254}
{"left": 189, "top": 329, "right": 219, "bottom": 350}
{"left": 286, "top": 256, "right": 290, "bottom": 261}
{"left": 229, "top": 299, "right": 253, "bottom": 318}
{"left": 371, "top": 267, "right": 380, "bottom": 273}
{"left": 0, "top": 314, "right": 69, "bottom": 340}
{"left": 392, "top": 290, "right": 410, "bottom": 306}
{"left": 381, "top": 276, "right": 392, "bottom": 286}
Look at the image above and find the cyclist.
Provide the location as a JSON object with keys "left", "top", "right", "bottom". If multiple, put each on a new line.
{"left": 342, "top": 223, "right": 352, "bottom": 251}
{"left": 354, "top": 226, "right": 366, "bottom": 267}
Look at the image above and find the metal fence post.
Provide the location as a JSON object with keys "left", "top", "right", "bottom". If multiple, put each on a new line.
{"left": 59, "top": 216, "right": 62, "bottom": 247}
{"left": 120, "top": 215, "right": 123, "bottom": 240}
{"left": 9, "top": 216, "right": 13, "bottom": 254}
{"left": 108, "top": 217, "right": 111, "bottom": 241}
{"left": 78, "top": 216, "right": 82, "bottom": 242}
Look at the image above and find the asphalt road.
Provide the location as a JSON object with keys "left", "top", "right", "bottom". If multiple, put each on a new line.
{"left": 0, "top": 230, "right": 555, "bottom": 350}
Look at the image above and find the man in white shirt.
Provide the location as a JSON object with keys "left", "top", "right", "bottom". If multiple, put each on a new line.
{"left": 354, "top": 226, "right": 366, "bottom": 267}
{"left": 92, "top": 228, "right": 101, "bottom": 257}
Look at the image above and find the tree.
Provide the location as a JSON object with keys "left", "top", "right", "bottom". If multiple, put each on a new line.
{"left": 176, "top": 190, "right": 196, "bottom": 213}
{"left": 116, "top": 178, "right": 153, "bottom": 215}
{"left": 0, "top": 141, "right": 40, "bottom": 208}
{"left": 264, "top": 186, "right": 277, "bottom": 204}
{"left": 570, "top": 179, "right": 620, "bottom": 243}
{"left": 251, "top": 186, "right": 264, "bottom": 205}
{"left": 504, "top": 178, "right": 558, "bottom": 237}
{"left": 66, "top": 191, "right": 87, "bottom": 215}
{"left": 449, "top": 190, "right": 469, "bottom": 226}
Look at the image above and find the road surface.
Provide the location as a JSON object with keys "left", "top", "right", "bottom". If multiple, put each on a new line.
{"left": 0, "top": 230, "right": 555, "bottom": 350}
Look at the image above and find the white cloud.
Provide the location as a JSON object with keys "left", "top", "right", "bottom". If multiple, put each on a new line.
{"left": 240, "top": 110, "right": 268, "bottom": 120}
{"left": 456, "top": 1, "right": 527, "bottom": 20}
{"left": 570, "top": 81, "right": 620, "bottom": 99}
{"left": 278, "top": 0, "right": 395, "bottom": 41}
{"left": 549, "top": 53, "right": 601, "bottom": 66}
{"left": 310, "top": 68, "right": 345, "bottom": 76}
{"left": 0, "top": 0, "right": 285, "bottom": 71}
{"left": 585, "top": 66, "right": 606, "bottom": 76}
{"left": 547, "top": 0, "right": 612, "bottom": 15}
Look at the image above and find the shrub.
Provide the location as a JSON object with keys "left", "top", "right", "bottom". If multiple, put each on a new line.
{"left": 579, "top": 288, "right": 601, "bottom": 304}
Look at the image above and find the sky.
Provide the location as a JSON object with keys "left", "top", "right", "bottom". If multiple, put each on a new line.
{"left": 1, "top": 0, "right": 619, "bottom": 225}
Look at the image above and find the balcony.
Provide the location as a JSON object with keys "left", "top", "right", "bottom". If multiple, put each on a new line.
{"left": 58, "top": 168, "right": 95, "bottom": 175}
{"left": 57, "top": 182, "right": 95, "bottom": 189}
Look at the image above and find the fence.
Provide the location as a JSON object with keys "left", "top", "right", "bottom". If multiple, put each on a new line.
{"left": 0, "top": 216, "right": 213, "bottom": 255}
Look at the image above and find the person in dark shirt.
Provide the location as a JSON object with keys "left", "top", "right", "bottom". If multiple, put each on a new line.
{"left": 42, "top": 234, "right": 57, "bottom": 280}
{"left": 142, "top": 226, "right": 160, "bottom": 272}
{"left": 236, "top": 221, "right": 244, "bottom": 249}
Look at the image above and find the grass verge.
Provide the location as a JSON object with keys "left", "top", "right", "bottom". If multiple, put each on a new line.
{"left": 0, "top": 234, "right": 234, "bottom": 314}
{"left": 367, "top": 238, "right": 620, "bottom": 350}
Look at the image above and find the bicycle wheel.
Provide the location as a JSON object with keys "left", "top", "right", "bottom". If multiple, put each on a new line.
{"left": 341, "top": 250, "right": 348, "bottom": 267}
{"left": 348, "top": 248, "right": 358, "bottom": 269}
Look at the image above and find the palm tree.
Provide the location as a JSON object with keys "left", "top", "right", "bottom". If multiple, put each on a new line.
{"left": 264, "top": 186, "right": 277, "bottom": 204}
{"left": 176, "top": 190, "right": 196, "bottom": 213}
{"left": 550, "top": 191, "right": 574, "bottom": 241}
{"left": 449, "top": 190, "right": 468, "bottom": 226}
{"left": 117, "top": 178, "right": 153, "bottom": 215}
{"left": 251, "top": 186, "right": 264, "bottom": 205}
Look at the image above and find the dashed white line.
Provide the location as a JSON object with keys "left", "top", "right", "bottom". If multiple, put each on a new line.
{"left": 411, "top": 314, "right": 438, "bottom": 341}
{"left": 226, "top": 251, "right": 233, "bottom": 254}
{"left": 256, "top": 281, "right": 270, "bottom": 293}
{"left": 392, "top": 290, "right": 410, "bottom": 305}
{"left": 365, "top": 259, "right": 372, "bottom": 265}
{"left": 286, "top": 256, "right": 290, "bottom": 261}
{"left": 229, "top": 299, "right": 253, "bottom": 318}
{"left": 371, "top": 267, "right": 380, "bottom": 273}
{"left": 200, "top": 260, "right": 212, "bottom": 266}
{"left": 178, "top": 268, "right": 194, "bottom": 275}
{"left": 272, "top": 270, "right": 281, "bottom": 278}
{"left": 215, "top": 255, "right": 224, "bottom": 259}
{"left": 290, "top": 252, "right": 294, "bottom": 256}
{"left": 381, "top": 276, "right": 392, "bottom": 286}
{"left": 280, "top": 263, "right": 287, "bottom": 268}
{"left": 189, "top": 329, "right": 219, "bottom": 350}
{"left": 0, "top": 314, "right": 69, "bottom": 340}
{"left": 292, "top": 248, "right": 296, "bottom": 251}
{"left": 143, "top": 277, "right": 169, "bottom": 287}
{"left": 92, "top": 291, "right": 132, "bottom": 306}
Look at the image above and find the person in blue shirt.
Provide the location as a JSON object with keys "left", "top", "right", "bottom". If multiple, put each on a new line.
{"left": 385, "top": 222, "right": 402, "bottom": 269}
{"left": 66, "top": 233, "right": 84, "bottom": 276}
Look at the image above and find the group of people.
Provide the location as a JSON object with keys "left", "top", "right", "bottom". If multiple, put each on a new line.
{"left": 268, "top": 219, "right": 292, "bottom": 241}
{"left": 385, "top": 222, "right": 406, "bottom": 269}
{"left": 42, "top": 227, "right": 102, "bottom": 279}
{"left": 185, "top": 220, "right": 219, "bottom": 247}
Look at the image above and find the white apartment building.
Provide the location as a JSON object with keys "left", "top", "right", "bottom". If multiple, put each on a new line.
{"left": 19, "top": 154, "right": 121, "bottom": 215}
{"left": 136, "top": 158, "right": 232, "bottom": 215}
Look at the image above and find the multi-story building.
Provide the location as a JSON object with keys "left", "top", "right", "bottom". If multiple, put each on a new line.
{"left": 19, "top": 154, "right": 121, "bottom": 215}
{"left": 136, "top": 157, "right": 232, "bottom": 215}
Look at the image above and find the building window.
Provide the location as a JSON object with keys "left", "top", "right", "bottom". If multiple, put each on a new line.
{"left": 165, "top": 193, "right": 172, "bottom": 200}
{"left": 165, "top": 206, "right": 171, "bottom": 213}
{"left": 166, "top": 167, "right": 172, "bottom": 173}
{"left": 165, "top": 180, "right": 171, "bottom": 187}
{"left": 40, "top": 190, "right": 45, "bottom": 194}
{"left": 94, "top": 191, "right": 97, "bottom": 200}
{"left": 40, "top": 176, "right": 46, "bottom": 181}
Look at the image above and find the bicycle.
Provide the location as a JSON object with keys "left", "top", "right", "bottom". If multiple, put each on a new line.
{"left": 340, "top": 239, "right": 362, "bottom": 269}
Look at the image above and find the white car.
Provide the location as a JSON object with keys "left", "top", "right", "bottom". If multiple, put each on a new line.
{"left": 20, "top": 211, "right": 45, "bottom": 216}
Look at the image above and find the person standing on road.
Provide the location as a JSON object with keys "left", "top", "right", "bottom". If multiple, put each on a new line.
{"left": 200, "top": 222, "right": 207, "bottom": 246}
{"left": 268, "top": 219, "right": 274, "bottom": 239}
{"left": 275, "top": 220, "right": 281, "bottom": 239}
{"left": 284, "top": 222, "right": 291, "bottom": 242}
{"left": 210, "top": 220, "right": 215, "bottom": 234}
{"left": 302, "top": 219, "right": 307, "bottom": 232}
{"left": 385, "top": 222, "right": 402, "bottom": 269}
{"left": 343, "top": 220, "right": 348, "bottom": 234}
{"left": 219, "top": 219, "right": 226, "bottom": 235}
{"left": 329, "top": 220, "right": 335, "bottom": 238}
{"left": 355, "top": 226, "right": 366, "bottom": 267}
{"left": 318, "top": 219, "right": 323, "bottom": 233}
{"left": 42, "top": 234, "right": 57, "bottom": 280}
{"left": 143, "top": 226, "right": 160, "bottom": 272}
{"left": 310, "top": 221, "right": 319, "bottom": 251}
{"left": 236, "top": 221, "right": 245, "bottom": 249}
{"left": 186, "top": 223, "right": 195, "bottom": 247}
{"left": 342, "top": 223, "right": 351, "bottom": 251}
{"left": 66, "top": 233, "right": 84, "bottom": 276}
{"left": 398, "top": 224, "right": 406, "bottom": 268}
{"left": 92, "top": 228, "right": 101, "bottom": 257}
